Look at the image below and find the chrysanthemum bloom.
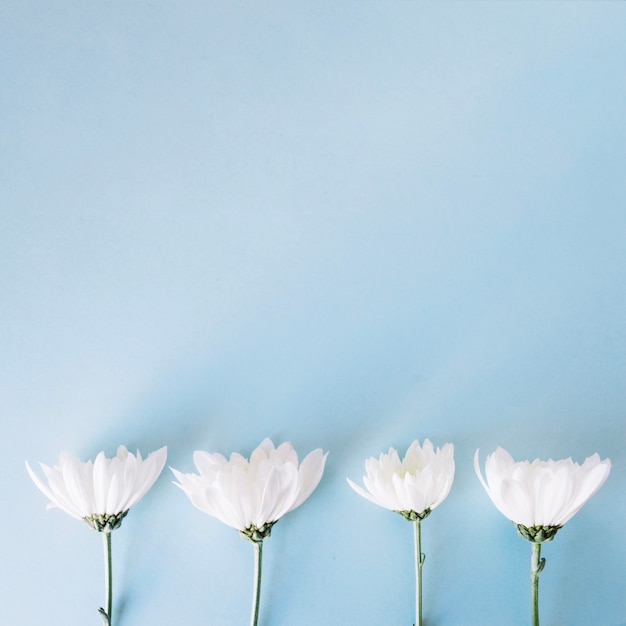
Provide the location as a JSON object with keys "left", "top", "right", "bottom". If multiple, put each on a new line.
{"left": 475, "top": 447, "right": 611, "bottom": 626}
{"left": 347, "top": 439, "right": 455, "bottom": 626}
{"left": 172, "top": 438, "right": 327, "bottom": 626}
{"left": 27, "top": 445, "right": 168, "bottom": 531}
{"left": 27, "top": 445, "right": 167, "bottom": 626}
{"left": 347, "top": 439, "right": 455, "bottom": 519}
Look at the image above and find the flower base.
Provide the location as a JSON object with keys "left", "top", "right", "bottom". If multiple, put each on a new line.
{"left": 84, "top": 511, "right": 129, "bottom": 533}
{"left": 395, "top": 508, "right": 432, "bottom": 522}
{"left": 240, "top": 521, "right": 277, "bottom": 542}
{"left": 515, "top": 524, "right": 561, "bottom": 544}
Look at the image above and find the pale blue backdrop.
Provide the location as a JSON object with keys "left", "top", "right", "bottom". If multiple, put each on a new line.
{"left": 2, "top": 2, "right": 625, "bottom": 625}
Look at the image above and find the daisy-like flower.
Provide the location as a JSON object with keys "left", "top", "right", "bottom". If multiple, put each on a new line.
{"left": 27, "top": 445, "right": 167, "bottom": 532}
{"left": 347, "top": 439, "right": 455, "bottom": 519}
{"left": 171, "top": 437, "right": 327, "bottom": 538}
{"left": 27, "top": 445, "right": 167, "bottom": 626}
{"left": 475, "top": 447, "right": 611, "bottom": 626}
{"left": 474, "top": 447, "right": 611, "bottom": 538}
{"left": 172, "top": 438, "right": 327, "bottom": 626}
{"left": 347, "top": 439, "right": 455, "bottom": 626}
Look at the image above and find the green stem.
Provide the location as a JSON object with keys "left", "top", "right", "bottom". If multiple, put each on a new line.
{"left": 99, "top": 531, "right": 112, "bottom": 626}
{"left": 250, "top": 539, "right": 263, "bottom": 626}
{"left": 530, "top": 542, "right": 544, "bottom": 626}
{"left": 414, "top": 519, "right": 424, "bottom": 626}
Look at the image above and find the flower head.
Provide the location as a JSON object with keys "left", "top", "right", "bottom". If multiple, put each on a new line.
{"left": 474, "top": 447, "right": 611, "bottom": 534}
{"left": 171, "top": 438, "right": 327, "bottom": 538}
{"left": 26, "top": 445, "right": 167, "bottom": 531}
{"left": 347, "top": 439, "right": 455, "bottom": 519}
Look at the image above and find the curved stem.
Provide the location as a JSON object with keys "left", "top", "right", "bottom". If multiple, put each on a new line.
{"left": 530, "top": 542, "right": 543, "bottom": 626}
{"left": 100, "top": 531, "right": 112, "bottom": 626}
{"left": 413, "top": 519, "right": 424, "bottom": 626}
{"left": 250, "top": 539, "right": 263, "bottom": 626}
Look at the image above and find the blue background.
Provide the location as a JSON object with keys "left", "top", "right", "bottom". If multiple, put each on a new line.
{"left": 2, "top": 2, "right": 625, "bottom": 625}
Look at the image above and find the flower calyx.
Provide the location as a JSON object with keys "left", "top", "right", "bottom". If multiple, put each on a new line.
{"left": 395, "top": 508, "right": 432, "bottom": 522}
{"left": 515, "top": 523, "right": 561, "bottom": 544}
{"left": 84, "top": 510, "right": 129, "bottom": 532}
{"left": 240, "top": 521, "right": 277, "bottom": 543}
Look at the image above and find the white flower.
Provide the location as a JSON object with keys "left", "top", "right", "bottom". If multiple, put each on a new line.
{"left": 347, "top": 439, "right": 455, "bottom": 517}
{"left": 171, "top": 438, "right": 327, "bottom": 536}
{"left": 474, "top": 447, "right": 611, "bottom": 530}
{"left": 26, "top": 445, "right": 167, "bottom": 531}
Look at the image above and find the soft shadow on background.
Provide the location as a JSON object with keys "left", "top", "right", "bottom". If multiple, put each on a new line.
{"left": 2, "top": 2, "right": 625, "bottom": 625}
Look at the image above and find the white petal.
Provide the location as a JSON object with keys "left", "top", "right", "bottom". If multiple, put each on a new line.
{"left": 26, "top": 461, "right": 83, "bottom": 520}
{"left": 499, "top": 478, "right": 533, "bottom": 526}
{"left": 62, "top": 455, "right": 95, "bottom": 517}
{"left": 126, "top": 446, "right": 167, "bottom": 509}
{"left": 346, "top": 477, "right": 379, "bottom": 505}
{"left": 93, "top": 451, "right": 112, "bottom": 512}
{"left": 193, "top": 450, "right": 225, "bottom": 475}
{"left": 289, "top": 449, "right": 327, "bottom": 511}
{"left": 555, "top": 457, "right": 611, "bottom": 525}
{"left": 258, "top": 462, "right": 299, "bottom": 524}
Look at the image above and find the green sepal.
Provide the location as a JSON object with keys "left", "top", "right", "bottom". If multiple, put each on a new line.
{"left": 240, "top": 521, "right": 277, "bottom": 542}
{"left": 394, "top": 508, "right": 432, "bottom": 522}
{"left": 84, "top": 510, "right": 129, "bottom": 532}
{"left": 515, "top": 523, "right": 561, "bottom": 544}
